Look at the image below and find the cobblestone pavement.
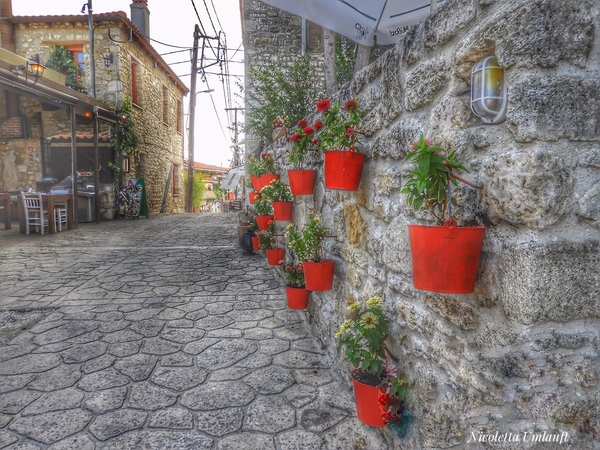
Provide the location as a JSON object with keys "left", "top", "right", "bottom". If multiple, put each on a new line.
{"left": 0, "top": 214, "right": 388, "bottom": 449}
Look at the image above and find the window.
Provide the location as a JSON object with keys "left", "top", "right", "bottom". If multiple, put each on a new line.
{"left": 162, "top": 85, "right": 169, "bottom": 123}
{"left": 172, "top": 164, "right": 181, "bottom": 196}
{"left": 303, "top": 20, "right": 323, "bottom": 53}
{"left": 64, "top": 45, "right": 86, "bottom": 85}
{"left": 131, "top": 57, "right": 141, "bottom": 106}
{"left": 176, "top": 99, "right": 182, "bottom": 133}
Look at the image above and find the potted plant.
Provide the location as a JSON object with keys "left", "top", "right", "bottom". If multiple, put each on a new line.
{"left": 260, "top": 153, "right": 279, "bottom": 187}
{"left": 253, "top": 197, "right": 274, "bottom": 231}
{"left": 401, "top": 135, "right": 485, "bottom": 294}
{"left": 279, "top": 260, "right": 309, "bottom": 309}
{"left": 287, "top": 119, "right": 320, "bottom": 195}
{"left": 272, "top": 114, "right": 291, "bottom": 141}
{"left": 258, "top": 221, "right": 285, "bottom": 265}
{"left": 248, "top": 219, "right": 261, "bottom": 251}
{"left": 261, "top": 179, "right": 293, "bottom": 221}
{"left": 315, "top": 98, "right": 366, "bottom": 191}
{"left": 336, "top": 296, "right": 408, "bottom": 429}
{"left": 247, "top": 153, "right": 265, "bottom": 191}
{"left": 285, "top": 212, "right": 335, "bottom": 291}
{"left": 246, "top": 179, "right": 261, "bottom": 205}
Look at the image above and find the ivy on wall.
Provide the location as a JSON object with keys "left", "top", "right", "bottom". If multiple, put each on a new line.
{"left": 44, "top": 45, "right": 87, "bottom": 94}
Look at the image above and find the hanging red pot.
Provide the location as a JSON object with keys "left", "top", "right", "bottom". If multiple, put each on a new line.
{"left": 266, "top": 247, "right": 285, "bottom": 266}
{"left": 251, "top": 175, "right": 263, "bottom": 191}
{"left": 285, "top": 286, "right": 310, "bottom": 309}
{"left": 251, "top": 235, "right": 261, "bottom": 250}
{"left": 351, "top": 370, "right": 385, "bottom": 428}
{"left": 261, "top": 173, "right": 280, "bottom": 187}
{"left": 288, "top": 169, "right": 317, "bottom": 195}
{"left": 248, "top": 191, "right": 260, "bottom": 205}
{"left": 254, "top": 215, "right": 274, "bottom": 231}
{"left": 324, "top": 151, "right": 366, "bottom": 191}
{"left": 272, "top": 201, "right": 293, "bottom": 221}
{"left": 303, "top": 259, "right": 335, "bottom": 291}
{"left": 408, "top": 219, "right": 485, "bottom": 294}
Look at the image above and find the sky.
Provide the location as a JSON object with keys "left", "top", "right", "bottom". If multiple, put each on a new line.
{"left": 12, "top": 0, "right": 245, "bottom": 169}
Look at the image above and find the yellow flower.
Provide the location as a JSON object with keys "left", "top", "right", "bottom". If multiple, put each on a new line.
{"left": 359, "top": 312, "right": 379, "bottom": 329}
{"left": 286, "top": 223, "right": 294, "bottom": 229}
{"left": 366, "top": 296, "right": 383, "bottom": 308}
{"left": 337, "top": 319, "right": 353, "bottom": 335}
{"left": 348, "top": 302, "right": 360, "bottom": 313}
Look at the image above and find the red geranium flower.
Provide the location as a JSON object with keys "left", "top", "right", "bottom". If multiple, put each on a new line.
{"left": 316, "top": 99, "right": 331, "bottom": 112}
{"left": 344, "top": 99, "right": 358, "bottom": 112}
{"left": 311, "top": 138, "right": 319, "bottom": 146}
{"left": 298, "top": 119, "right": 308, "bottom": 128}
{"left": 313, "top": 120, "right": 324, "bottom": 131}
{"left": 304, "top": 126, "right": 314, "bottom": 136}
{"left": 290, "top": 133, "right": 302, "bottom": 142}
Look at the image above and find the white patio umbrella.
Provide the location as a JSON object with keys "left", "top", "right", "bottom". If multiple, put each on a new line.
{"left": 258, "top": 0, "right": 433, "bottom": 46}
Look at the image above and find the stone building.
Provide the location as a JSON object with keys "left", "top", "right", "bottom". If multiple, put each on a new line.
{"left": 0, "top": 0, "right": 188, "bottom": 218}
{"left": 243, "top": 0, "right": 600, "bottom": 448}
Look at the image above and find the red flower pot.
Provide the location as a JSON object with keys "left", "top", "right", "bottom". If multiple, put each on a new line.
{"left": 352, "top": 371, "right": 385, "bottom": 428}
{"left": 324, "top": 151, "right": 366, "bottom": 191}
{"left": 272, "top": 201, "right": 293, "bottom": 221}
{"left": 266, "top": 247, "right": 285, "bottom": 266}
{"left": 261, "top": 173, "right": 280, "bottom": 187}
{"left": 251, "top": 235, "right": 261, "bottom": 250}
{"left": 248, "top": 191, "right": 260, "bottom": 205}
{"left": 288, "top": 169, "right": 317, "bottom": 195}
{"left": 251, "top": 175, "right": 263, "bottom": 191}
{"left": 303, "top": 260, "right": 335, "bottom": 291}
{"left": 408, "top": 219, "right": 485, "bottom": 294}
{"left": 255, "top": 215, "right": 273, "bottom": 231}
{"left": 285, "top": 286, "right": 309, "bottom": 309}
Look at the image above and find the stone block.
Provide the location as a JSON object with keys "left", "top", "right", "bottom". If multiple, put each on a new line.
{"left": 424, "top": 0, "right": 477, "bottom": 48}
{"left": 575, "top": 167, "right": 600, "bottom": 227}
{"left": 497, "top": 240, "right": 600, "bottom": 324}
{"left": 508, "top": 76, "right": 600, "bottom": 142}
{"left": 480, "top": 149, "right": 573, "bottom": 229}
{"left": 405, "top": 60, "right": 450, "bottom": 111}
{"left": 370, "top": 118, "right": 424, "bottom": 159}
{"left": 382, "top": 216, "right": 413, "bottom": 276}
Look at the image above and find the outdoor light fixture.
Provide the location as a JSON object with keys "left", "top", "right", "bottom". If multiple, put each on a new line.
{"left": 471, "top": 56, "right": 507, "bottom": 124}
{"left": 12, "top": 55, "right": 45, "bottom": 85}
{"left": 103, "top": 53, "right": 113, "bottom": 68}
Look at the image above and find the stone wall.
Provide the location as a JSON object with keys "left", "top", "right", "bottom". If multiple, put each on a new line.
{"left": 12, "top": 19, "right": 185, "bottom": 215}
{"left": 257, "top": 0, "right": 600, "bottom": 447}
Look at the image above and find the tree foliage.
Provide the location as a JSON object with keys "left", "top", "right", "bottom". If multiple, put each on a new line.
{"left": 45, "top": 45, "right": 87, "bottom": 93}
{"left": 246, "top": 54, "right": 324, "bottom": 145}
{"left": 184, "top": 171, "right": 207, "bottom": 209}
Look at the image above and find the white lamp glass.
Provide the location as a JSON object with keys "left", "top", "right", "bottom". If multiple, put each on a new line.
{"left": 471, "top": 56, "right": 507, "bottom": 124}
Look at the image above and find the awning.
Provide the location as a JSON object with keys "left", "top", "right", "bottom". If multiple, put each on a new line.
{"left": 258, "top": 0, "right": 432, "bottom": 46}
{"left": 221, "top": 166, "right": 245, "bottom": 190}
{"left": 203, "top": 190, "right": 217, "bottom": 200}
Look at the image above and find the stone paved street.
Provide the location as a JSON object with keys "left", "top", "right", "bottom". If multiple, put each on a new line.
{"left": 0, "top": 214, "right": 388, "bottom": 449}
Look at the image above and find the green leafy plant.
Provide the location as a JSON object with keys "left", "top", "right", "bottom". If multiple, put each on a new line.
{"left": 183, "top": 171, "right": 207, "bottom": 209}
{"left": 213, "top": 183, "right": 226, "bottom": 201}
{"left": 110, "top": 97, "right": 140, "bottom": 165}
{"left": 401, "top": 135, "right": 468, "bottom": 224}
{"left": 285, "top": 212, "right": 332, "bottom": 262}
{"left": 246, "top": 55, "right": 324, "bottom": 144}
{"left": 44, "top": 45, "right": 87, "bottom": 93}
{"left": 261, "top": 153, "right": 277, "bottom": 175}
{"left": 247, "top": 153, "right": 265, "bottom": 178}
{"left": 279, "top": 261, "right": 305, "bottom": 288}
{"left": 288, "top": 119, "right": 321, "bottom": 168}
{"left": 258, "top": 220, "right": 277, "bottom": 250}
{"left": 253, "top": 197, "right": 273, "bottom": 216}
{"left": 315, "top": 99, "right": 362, "bottom": 152}
{"left": 260, "top": 179, "right": 292, "bottom": 202}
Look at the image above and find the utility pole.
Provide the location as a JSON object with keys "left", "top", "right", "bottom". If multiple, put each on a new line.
{"left": 83, "top": 0, "right": 96, "bottom": 98}
{"left": 186, "top": 25, "right": 200, "bottom": 213}
{"left": 225, "top": 107, "right": 244, "bottom": 166}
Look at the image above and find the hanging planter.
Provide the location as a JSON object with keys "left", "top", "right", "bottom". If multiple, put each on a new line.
{"left": 272, "top": 201, "right": 293, "bottom": 221}
{"left": 324, "top": 151, "right": 366, "bottom": 191}
{"left": 254, "top": 215, "right": 273, "bottom": 231}
{"left": 288, "top": 169, "right": 317, "bottom": 196}
{"left": 266, "top": 247, "right": 285, "bottom": 266}
{"left": 285, "top": 286, "right": 310, "bottom": 309}
{"left": 303, "top": 260, "right": 335, "bottom": 291}
{"left": 251, "top": 176, "right": 263, "bottom": 191}
{"left": 408, "top": 219, "right": 485, "bottom": 294}
{"left": 261, "top": 173, "right": 280, "bottom": 187}
{"left": 251, "top": 234, "right": 261, "bottom": 250}
{"left": 248, "top": 191, "right": 260, "bottom": 205}
{"left": 352, "top": 370, "right": 386, "bottom": 428}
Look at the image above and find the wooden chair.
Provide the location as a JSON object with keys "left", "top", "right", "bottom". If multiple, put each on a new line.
{"left": 54, "top": 201, "right": 68, "bottom": 231}
{"left": 20, "top": 192, "right": 48, "bottom": 235}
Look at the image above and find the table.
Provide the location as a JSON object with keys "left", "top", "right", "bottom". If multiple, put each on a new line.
{"left": 18, "top": 193, "right": 74, "bottom": 234}
{"left": 0, "top": 193, "right": 12, "bottom": 230}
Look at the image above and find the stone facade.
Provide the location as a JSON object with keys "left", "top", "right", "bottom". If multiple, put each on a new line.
{"left": 246, "top": 0, "right": 600, "bottom": 447}
{"left": 9, "top": 14, "right": 186, "bottom": 215}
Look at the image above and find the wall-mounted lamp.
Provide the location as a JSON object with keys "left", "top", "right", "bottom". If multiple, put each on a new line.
{"left": 103, "top": 53, "right": 113, "bottom": 68}
{"left": 118, "top": 112, "right": 129, "bottom": 121}
{"left": 12, "top": 54, "right": 45, "bottom": 85}
{"left": 471, "top": 56, "right": 507, "bottom": 124}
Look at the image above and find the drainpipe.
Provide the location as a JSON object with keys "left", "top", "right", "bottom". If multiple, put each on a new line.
{"left": 83, "top": 0, "right": 96, "bottom": 98}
